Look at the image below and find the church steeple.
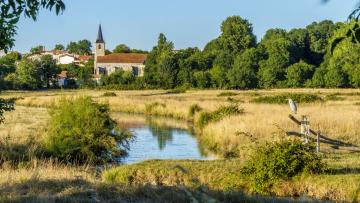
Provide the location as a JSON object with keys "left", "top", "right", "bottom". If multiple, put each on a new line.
{"left": 96, "top": 24, "right": 105, "bottom": 43}
{"left": 95, "top": 24, "right": 105, "bottom": 58}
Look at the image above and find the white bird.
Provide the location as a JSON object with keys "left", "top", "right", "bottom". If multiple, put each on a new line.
{"left": 288, "top": 99, "right": 297, "bottom": 114}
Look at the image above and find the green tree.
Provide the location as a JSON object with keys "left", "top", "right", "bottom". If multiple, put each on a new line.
{"left": 342, "top": 44, "right": 360, "bottom": 87}
{"left": 0, "top": 51, "right": 21, "bottom": 76}
{"left": 311, "top": 67, "right": 327, "bottom": 88}
{"left": 306, "top": 20, "right": 337, "bottom": 65}
{"left": 287, "top": 28, "right": 311, "bottom": 62}
{"left": 44, "top": 97, "right": 131, "bottom": 164}
{"left": 0, "top": 0, "right": 65, "bottom": 53}
{"left": 286, "top": 60, "right": 315, "bottom": 87}
{"left": 193, "top": 71, "right": 211, "bottom": 88}
{"left": 228, "top": 48, "right": 265, "bottom": 89}
{"left": 219, "top": 16, "right": 257, "bottom": 55}
{"left": 78, "top": 60, "right": 95, "bottom": 87}
{"left": 113, "top": 44, "right": 130, "bottom": 53}
{"left": 77, "top": 39, "right": 92, "bottom": 55}
{"left": 66, "top": 40, "right": 92, "bottom": 55}
{"left": 30, "top": 45, "right": 45, "bottom": 54}
{"left": 158, "top": 54, "right": 179, "bottom": 89}
{"left": 144, "top": 33, "right": 174, "bottom": 86}
{"left": 258, "top": 31, "right": 294, "bottom": 88}
{"left": 15, "top": 58, "right": 40, "bottom": 89}
{"left": 54, "top": 44, "right": 65, "bottom": 51}
{"left": 37, "top": 55, "right": 60, "bottom": 88}
{"left": 210, "top": 51, "right": 233, "bottom": 88}
{"left": 66, "top": 42, "right": 78, "bottom": 54}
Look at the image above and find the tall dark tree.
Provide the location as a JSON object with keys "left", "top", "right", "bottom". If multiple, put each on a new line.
{"left": 144, "top": 33, "right": 174, "bottom": 86}
{"left": 306, "top": 20, "right": 337, "bottom": 65}
{"left": 228, "top": 47, "right": 265, "bottom": 89}
{"left": 37, "top": 55, "right": 60, "bottom": 88}
{"left": 258, "top": 29, "right": 293, "bottom": 88}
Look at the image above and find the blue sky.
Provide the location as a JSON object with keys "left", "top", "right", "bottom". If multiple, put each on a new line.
{"left": 13, "top": 0, "right": 358, "bottom": 53}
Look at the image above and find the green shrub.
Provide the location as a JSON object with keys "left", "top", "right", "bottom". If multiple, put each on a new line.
{"left": 217, "top": 92, "right": 239, "bottom": 97}
{"left": 44, "top": 97, "right": 132, "bottom": 164}
{"left": 188, "top": 104, "right": 202, "bottom": 118}
{"left": 102, "top": 92, "right": 117, "bottom": 97}
{"left": 197, "top": 104, "right": 243, "bottom": 129}
{"left": 242, "top": 139, "right": 325, "bottom": 194}
{"left": 252, "top": 93, "right": 322, "bottom": 104}
{"left": 145, "top": 102, "right": 166, "bottom": 114}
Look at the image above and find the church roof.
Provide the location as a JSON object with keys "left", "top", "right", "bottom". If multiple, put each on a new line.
{"left": 97, "top": 53, "right": 147, "bottom": 64}
{"left": 96, "top": 24, "right": 105, "bottom": 43}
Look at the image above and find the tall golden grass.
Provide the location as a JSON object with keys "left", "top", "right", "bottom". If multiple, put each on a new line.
{"left": 5, "top": 89, "right": 360, "bottom": 157}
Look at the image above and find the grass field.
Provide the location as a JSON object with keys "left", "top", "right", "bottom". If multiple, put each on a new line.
{"left": 0, "top": 89, "right": 360, "bottom": 202}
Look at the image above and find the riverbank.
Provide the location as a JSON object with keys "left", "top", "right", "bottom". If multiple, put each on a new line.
{"left": 4, "top": 89, "right": 360, "bottom": 157}
{"left": 1, "top": 89, "right": 360, "bottom": 202}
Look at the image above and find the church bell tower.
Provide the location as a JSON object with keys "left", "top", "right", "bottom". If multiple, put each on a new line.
{"left": 95, "top": 24, "right": 105, "bottom": 57}
{"left": 94, "top": 24, "right": 105, "bottom": 75}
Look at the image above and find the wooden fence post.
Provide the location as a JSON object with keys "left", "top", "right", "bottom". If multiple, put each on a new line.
{"left": 300, "top": 115, "right": 310, "bottom": 143}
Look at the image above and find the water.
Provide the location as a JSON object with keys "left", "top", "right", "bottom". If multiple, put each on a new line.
{"left": 115, "top": 114, "right": 213, "bottom": 164}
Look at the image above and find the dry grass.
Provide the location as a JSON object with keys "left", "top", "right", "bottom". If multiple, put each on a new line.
{"left": 1, "top": 91, "right": 360, "bottom": 202}
{"left": 5, "top": 89, "right": 360, "bottom": 157}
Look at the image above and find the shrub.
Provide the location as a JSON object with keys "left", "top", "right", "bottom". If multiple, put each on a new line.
{"left": 242, "top": 139, "right": 325, "bottom": 194}
{"left": 252, "top": 93, "right": 322, "bottom": 104}
{"left": 102, "top": 92, "right": 117, "bottom": 97}
{"left": 217, "top": 92, "right": 239, "bottom": 97}
{"left": 44, "top": 97, "right": 132, "bottom": 164}
{"left": 188, "top": 104, "right": 202, "bottom": 118}
{"left": 197, "top": 104, "right": 243, "bottom": 129}
{"left": 165, "top": 86, "right": 188, "bottom": 94}
{"left": 145, "top": 102, "right": 166, "bottom": 114}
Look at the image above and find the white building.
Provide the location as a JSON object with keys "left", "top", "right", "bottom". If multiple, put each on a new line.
{"left": 27, "top": 50, "right": 91, "bottom": 65}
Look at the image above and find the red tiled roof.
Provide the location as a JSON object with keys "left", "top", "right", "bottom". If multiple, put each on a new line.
{"left": 78, "top": 55, "right": 93, "bottom": 61}
{"left": 97, "top": 53, "right": 147, "bottom": 64}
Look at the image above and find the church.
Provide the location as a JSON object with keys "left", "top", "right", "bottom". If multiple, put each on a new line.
{"left": 94, "top": 25, "right": 147, "bottom": 78}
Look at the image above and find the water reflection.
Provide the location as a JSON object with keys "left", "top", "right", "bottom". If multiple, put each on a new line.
{"left": 114, "top": 113, "right": 214, "bottom": 164}
{"left": 147, "top": 118, "right": 173, "bottom": 150}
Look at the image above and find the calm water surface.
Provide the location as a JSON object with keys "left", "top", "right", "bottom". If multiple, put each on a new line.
{"left": 116, "top": 115, "right": 213, "bottom": 164}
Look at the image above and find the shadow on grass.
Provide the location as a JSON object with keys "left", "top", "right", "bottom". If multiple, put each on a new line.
{"left": 0, "top": 139, "right": 47, "bottom": 165}
{"left": 0, "top": 178, "right": 324, "bottom": 203}
{"left": 326, "top": 167, "right": 360, "bottom": 175}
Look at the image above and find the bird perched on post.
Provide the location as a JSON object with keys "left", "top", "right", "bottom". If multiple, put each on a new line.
{"left": 288, "top": 99, "right": 297, "bottom": 114}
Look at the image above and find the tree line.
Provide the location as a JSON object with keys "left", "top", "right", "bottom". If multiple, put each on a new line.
{"left": 135, "top": 16, "right": 359, "bottom": 89}
{"left": 1, "top": 16, "right": 359, "bottom": 90}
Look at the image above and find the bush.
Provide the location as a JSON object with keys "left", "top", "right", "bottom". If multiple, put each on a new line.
{"left": 44, "top": 97, "right": 132, "bottom": 164}
{"left": 188, "top": 104, "right": 202, "bottom": 118}
{"left": 145, "top": 102, "right": 166, "bottom": 114}
{"left": 242, "top": 139, "right": 325, "bottom": 194}
{"left": 102, "top": 92, "right": 117, "bottom": 97}
{"left": 197, "top": 104, "right": 243, "bottom": 129}
{"left": 252, "top": 93, "right": 323, "bottom": 104}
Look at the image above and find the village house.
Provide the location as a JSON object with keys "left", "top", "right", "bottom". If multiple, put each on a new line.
{"left": 27, "top": 49, "right": 92, "bottom": 65}
{"left": 93, "top": 25, "right": 147, "bottom": 79}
